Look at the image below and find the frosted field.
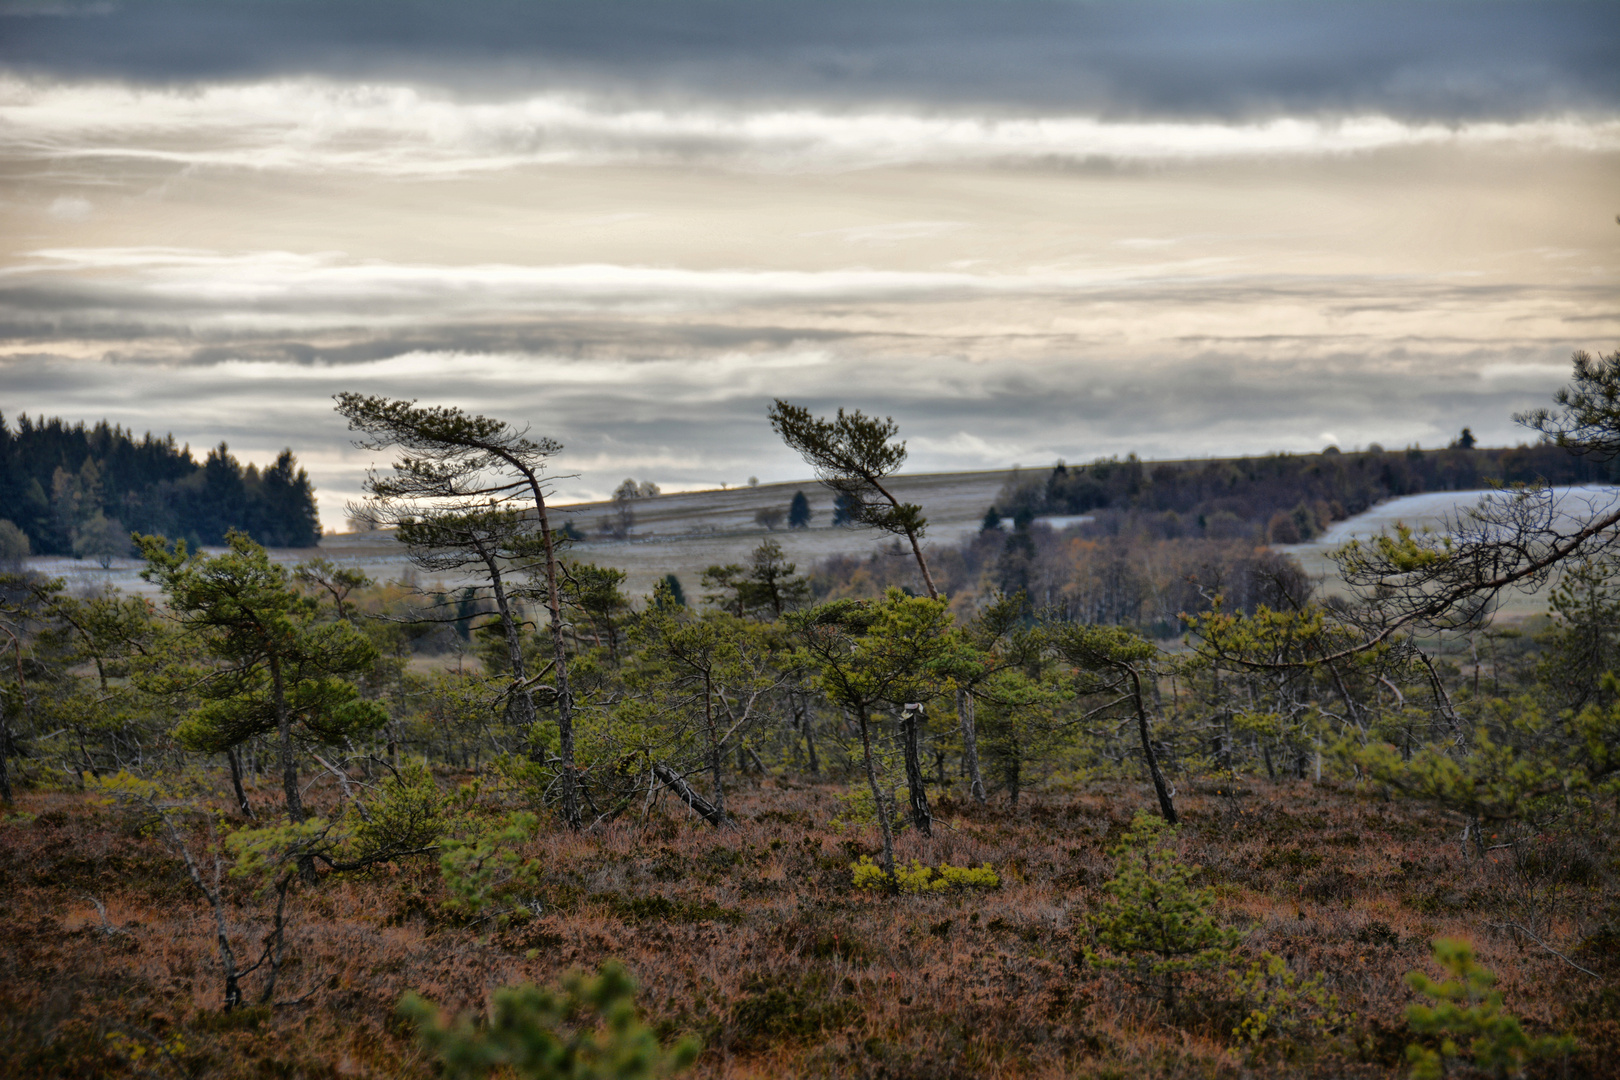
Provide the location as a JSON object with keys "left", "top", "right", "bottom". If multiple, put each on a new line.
{"left": 30, "top": 476, "right": 1618, "bottom": 622}
{"left": 26, "top": 469, "right": 1019, "bottom": 600}
{"left": 1279, "top": 484, "right": 1620, "bottom": 618}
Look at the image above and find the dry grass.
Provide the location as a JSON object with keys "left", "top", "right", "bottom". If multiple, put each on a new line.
{"left": 2, "top": 778, "right": 1614, "bottom": 1079}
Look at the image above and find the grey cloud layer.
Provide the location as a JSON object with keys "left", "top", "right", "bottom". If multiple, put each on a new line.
{"left": 1, "top": 0, "right": 1615, "bottom": 121}
{"left": 0, "top": 341, "right": 1584, "bottom": 523}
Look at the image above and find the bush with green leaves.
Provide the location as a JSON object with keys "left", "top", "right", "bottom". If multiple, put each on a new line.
{"left": 1084, "top": 810, "right": 1241, "bottom": 1010}
{"left": 437, "top": 811, "right": 543, "bottom": 927}
{"left": 400, "top": 961, "right": 700, "bottom": 1080}
{"left": 1404, "top": 938, "right": 1574, "bottom": 1079}
{"left": 1230, "top": 951, "right": 1349, "bottom": 1060}
{"left": 850, "top": 855, "right": 1000, "bottom": 893}
{"left": 354, "top": 760, "right": 450, "bottom": 858}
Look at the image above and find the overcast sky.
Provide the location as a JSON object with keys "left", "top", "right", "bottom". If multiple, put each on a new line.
{"left": 1, "top": 0, "right": 1616, "bottom": 529}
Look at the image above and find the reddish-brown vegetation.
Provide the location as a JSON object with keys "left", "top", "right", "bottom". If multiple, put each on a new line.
{"left": 2, "top": 776, "right": 1611, "bottom": 1079}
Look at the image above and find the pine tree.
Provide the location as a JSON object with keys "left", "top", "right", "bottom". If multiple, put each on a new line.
{"left": 138, "top": 532, "right": 387, "bottom": 826}
{"left": 1085, "top": 811, "right": 1240, "bottom": 1010}
{"left": 788, "top": 490, "right": 812, "bottom": 528}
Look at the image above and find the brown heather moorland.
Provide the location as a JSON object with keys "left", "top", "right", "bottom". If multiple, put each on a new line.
{"left": 2, "top": 774, "right": 1613, "bottom": 1080}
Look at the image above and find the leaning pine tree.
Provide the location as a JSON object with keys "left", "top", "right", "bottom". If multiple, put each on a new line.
{"left": 334, "top": 394, "right": 585, "bottom": 829}
{"left": 769, "top": 400, "right": 988, "bottom": 808}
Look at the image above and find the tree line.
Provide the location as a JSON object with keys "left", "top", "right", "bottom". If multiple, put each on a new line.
{"left": 0, "top": 413, "right": 321, "bottom": 559}
{"left": 991, "top": 433, "right": 1620, "bottom": 546}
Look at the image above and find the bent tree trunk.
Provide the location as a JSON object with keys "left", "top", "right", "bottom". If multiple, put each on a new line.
{"left": 653, "top": 763, "right": 728, "bottom": 828}
{"left": 1129, "top": 668, "right": 1178, "bottom": 825}
{"left": 899, "top": 705, "right": 932, "bottom": 837}
{"left": 516, "top": 466, "right": 582, "bottom": 830}
{"left": 477, "top": 545, "right": 538, "bottom": 734}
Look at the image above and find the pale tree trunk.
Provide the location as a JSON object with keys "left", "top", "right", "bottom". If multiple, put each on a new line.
{"left": 653, "top": 763, "right": 728, "bottom": 828}
{"left": 477, "top": 546, "right": 538, "bottom": 733}
{"left": 517, "top": 467, "right": 581, "bottom": 829}
{"left": 957, "top": 686, "right": 986, "bottom": 803}
{"left": 856, "top": 706, "right": 897, "bottom": 881}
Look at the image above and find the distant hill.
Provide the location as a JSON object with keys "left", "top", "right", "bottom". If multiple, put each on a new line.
{"left": 0, "top": 414, "right": 320, "bottom": 558}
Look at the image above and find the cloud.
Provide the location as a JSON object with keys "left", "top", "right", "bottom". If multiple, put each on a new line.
{"left": 0, "top": 1, "right": 1614, "bottom": 122}
{"left": 0, "top": 340, "right": 1585, "bottom": 533}
{"left": 2, "top": 78, "right": 1617, "bottom": 177}
{"left": 45, "top": 194, "right": 90, "bottom": 219}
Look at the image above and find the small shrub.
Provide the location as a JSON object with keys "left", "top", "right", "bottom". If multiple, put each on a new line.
{"left": 1084, "top": 810, "right": 1241, "bottom": 1010}
{"left": 401, "top": 961, "right": 700, "bottom": 1080}
{"left": 1230, "top": 951, "right": 1350, "bottom": 1059}
{"left": 1403, "top": 937, "right": 1575, "bottom": 1079}
{"left": 849, "top": 856, "right": 1000, "bottom": 894}
{"left": 438, "top": 811, "right": 542, "bottom": 927}
{"left": 356, "top": 761, "right": 448, "bottom": 857}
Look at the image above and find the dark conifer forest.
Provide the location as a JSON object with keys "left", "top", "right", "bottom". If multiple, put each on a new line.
{"left": 0, "top": 413, "right": 321, "bottom": 557}
{"left": 993, "top": 439, "right": 1620, "bottom": 546}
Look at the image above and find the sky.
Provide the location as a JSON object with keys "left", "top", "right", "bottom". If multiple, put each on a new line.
{"left": 1, "top": 0, "right": 1616, "bottom": 530}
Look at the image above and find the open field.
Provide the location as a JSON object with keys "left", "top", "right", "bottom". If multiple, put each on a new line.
{"left": 1278, "top": 484, "right": 1620, "bottom": 621}
{"left": 2, "top": 776, "right": 1612, "bottom": 1079}
{"left": 28, "top": 476, "right": 1618, "bottom": 623}
{"left": 24, "top": 469, "right": 1019, "bottom": 601}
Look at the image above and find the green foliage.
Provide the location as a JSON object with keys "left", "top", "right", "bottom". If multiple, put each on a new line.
{"left": 767, "top": 400, "right": 925, "bottom": 541}
{"left": 355, "top": 761, "right": 448, "bottom": 857}
{"left": 438, "top": 811, "right": 542, "bottom": 926}
{"left": 1230, "top": 952, "right": 1349, "bottom": 1058}
{"left": 850, "top": 855, "right": 999, "bottom": 893}
{"left": 1349, "top": 693, "right": 1620, "bottom": 829}
{"left": 400, "top": 961, "right": 699, "bottom": 1080}
{"left": 1404, "top": 938, "right": 1575, "bottom": 1079}
{"left": 1085, "top": 811, "right": 1241, "bottom": 1009}
{"left": 1537, "top": 554, "right": 1620, "bottom": 712}
{"left": 226, "top": 816, "right": 348, "bottom": 886}
{"left": 139, "top": 532, "right": 387, "bottom": 758}
{"left": 793, "top": 590, "right": 962, "bottom": 715}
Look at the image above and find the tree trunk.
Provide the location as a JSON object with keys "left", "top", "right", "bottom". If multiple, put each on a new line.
{"left": 272, "top": 656, "right": 301, "bottom": 820}
{"left": 0, "top": 720, "right": 13, "bottom": 805}
{"left": 957, "top": 686, "right": 986, "bottom": 803}
{"left": 793, "top": 692, "right": 820, "bottom": 775}
{"left": 703, "top": 669, "right": 728, "bottom": 826}
{"left": 653, "top": 763, "right": 728, "bottom": 828}
{"left": 856, "top": 706, "right": 897, "bottom": 881}
{"left": 478, "top": 547, "right": 537, "bottom": 734}
{"left": 1129, "top": 668, "right": 1178, "bottom": 824}
{"left": 226, "top": 748, "right": 255, "bottom": 819}
{"left": 518, "top": 467, "right": 582, "bottom": 830}
{"left": 899, "top": 705, "right": 932, "bottom": 836}
{"left": 272, "top": 657, "right": 316, "bottom": 882}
